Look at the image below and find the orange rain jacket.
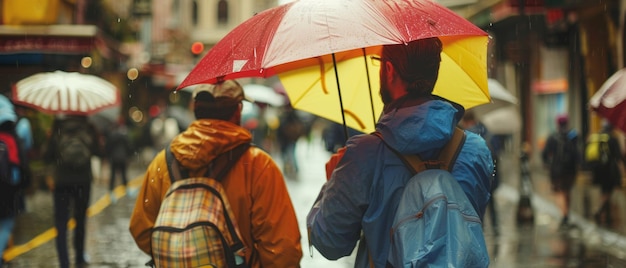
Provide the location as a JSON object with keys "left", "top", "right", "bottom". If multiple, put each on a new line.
{"left": 129, "top": 119, "right": 303, "bottom": 267}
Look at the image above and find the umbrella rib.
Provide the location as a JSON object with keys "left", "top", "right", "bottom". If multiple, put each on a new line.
{"left": 289, "top": 57, "right": 335, "bottom": 105}
{"left": 343, "top": 109, "right": 367, "bottom": 130}
{"left": 318, "top": 57, "right": 329, "bottom": 94}
{"left": 331, "top": 53, "right": 349, "bottom": 141}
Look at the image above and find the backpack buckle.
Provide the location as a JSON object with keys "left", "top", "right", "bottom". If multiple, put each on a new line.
{"left": 423, "top": 160, "right": 443, "bottom": 170}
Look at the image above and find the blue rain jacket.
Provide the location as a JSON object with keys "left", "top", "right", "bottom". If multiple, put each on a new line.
{"left": 307, "top": 98, "right": 493, "bottom": 267}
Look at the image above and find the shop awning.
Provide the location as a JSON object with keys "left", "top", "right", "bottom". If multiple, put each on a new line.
{"left": 0, "top": 24, "right": 126, "bottom": 60}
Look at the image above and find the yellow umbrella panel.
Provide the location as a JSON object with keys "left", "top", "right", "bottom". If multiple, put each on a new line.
{"left": 278, "top": 35, "right": 490, "bottom": 134}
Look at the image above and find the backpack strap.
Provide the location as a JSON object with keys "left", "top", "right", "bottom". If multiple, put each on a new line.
{"left": 372, "top": 127, "right": 466, "bottom": 174}
{"left": 165, "top": 142, "right": 251, "bottom": 183}
{"left": 436, "top": 128, "right": 466, "bottom": 171}
{"left": 165, "top": 145, "right": 185, "bottom": 183}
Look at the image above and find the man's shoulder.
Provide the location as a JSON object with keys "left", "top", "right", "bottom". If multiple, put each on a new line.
{"left": 338, "top": 133, "right": 391, "bottom": 169}
{"left": 248, "top": 145, "right": 284, "bottom": 165}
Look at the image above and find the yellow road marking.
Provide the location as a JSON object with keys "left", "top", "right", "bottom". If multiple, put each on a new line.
{"left": 3, "top": 175, "right": 144, "bottom": 261}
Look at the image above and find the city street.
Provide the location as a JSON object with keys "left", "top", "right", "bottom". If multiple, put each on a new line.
{"left": 0, "top": 0, "right": 622, "bottom": 267}
{"left": 4, "top": 132, "right": 626, "bottom": 267}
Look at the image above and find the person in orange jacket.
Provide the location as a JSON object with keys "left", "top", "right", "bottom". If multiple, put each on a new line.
{"left": 129, "top": 80, "right": 302, "bottom": 267}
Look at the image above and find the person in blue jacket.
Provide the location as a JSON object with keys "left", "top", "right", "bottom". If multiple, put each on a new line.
{"left": 306, "top": 37, "right": 494, "bottom": 267}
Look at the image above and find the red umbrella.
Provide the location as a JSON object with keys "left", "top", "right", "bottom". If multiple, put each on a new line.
{"left": 178, "top": 0, "right": 489, "bottom": 133}
{"left": 590, "top": 68, "right": 626, "bottom": 132}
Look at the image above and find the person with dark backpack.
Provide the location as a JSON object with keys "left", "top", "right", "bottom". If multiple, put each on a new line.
{"left": 43, "top": 115, "right": 102, "bottom": 268}
{"left": 585, "top": 122, "right": 623, "bottom": 225}
{"left": 129, "top": 80, "right": 302, "bottom": 267}
{"left": 542, "top": 114, "right": 580, "bottom": 229}
{"left": 307, "top": 38, "right": 493, "bottom": 267}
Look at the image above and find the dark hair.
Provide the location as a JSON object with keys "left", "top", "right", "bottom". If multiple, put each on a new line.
{"left": 382, "top": 37, "right": 443, "bottom": 97}
{"left": 193, "top": 92, "right": 239, "bottom": 120}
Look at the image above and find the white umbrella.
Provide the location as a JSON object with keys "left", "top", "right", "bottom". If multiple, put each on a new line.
{"left": 243, "top": 84, "right": 287, "bottom": 107}
{"left": 470, "top": 78, "right": 518, "bottom": 117}
{"left": 481, "top": 106, "right": 521, "bottom": 134}
{"left": 12, "top": 70, "right": 120, "bottom": 115}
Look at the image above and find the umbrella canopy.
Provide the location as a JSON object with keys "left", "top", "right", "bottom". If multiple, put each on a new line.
{"left": 178, "top": 0, "right": 489, "bottom": 133}
{"left": 481, "top": 106, "right": 521, "bottom": 135}
{"left": 590, "top": 68, "right": 626, "bottom": 133}
{"left": 243, "top": 84, "right": 287, "bottom": 107}
{"left": 470, "top": 78, "right": 518, "bottom": 117}
{"left": 12, "top": 70, "right": 121, "bottom": 115}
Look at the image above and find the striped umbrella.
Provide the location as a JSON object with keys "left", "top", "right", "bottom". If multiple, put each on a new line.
{"left": 12, "top": 70, "right": 120, "bottom": 115}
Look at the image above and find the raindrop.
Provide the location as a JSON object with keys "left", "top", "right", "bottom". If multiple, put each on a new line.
{"left": 144, "top": 199, "right": 149, "bottom": 203}
{"left": 157, "top": 167, "right": 161, "bottom": 172}
{"left": 117, "top": 18, "right": 121, "bottom": 23}
{"left": 151, "top": 179, "right": 154, "bottom": 183}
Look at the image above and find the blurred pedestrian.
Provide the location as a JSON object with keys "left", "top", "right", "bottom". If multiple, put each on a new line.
{"left": 146, "top": 104, "right": 180, "bottom": 156}
{"left": 277, "top": 107, "right": 305, "bottom": 177}
{"left": 0, "top": 95, "right": 30, "bottom": 266}
{"left": 461, "top": 110, "right": 499, "bottom": 235}
{"left": 129, "top": 80, "right": 302, "bottom": 267}
{"left": 43, "top": 115, "right": 103, "bottom": 268}
{"left": 322, "top": 121, "right": 361, "bottom": 153}
{"left": 517, "top": 142, "right": 535, "bottom": 224}
{"left": 542, "top": 114, "right": 580, "bottom": 229}
{"left": 105, "top": 117, "right": 134, "bottom": 202}
{"left": 585, "top": 122, "right": 622, "bottom": 225}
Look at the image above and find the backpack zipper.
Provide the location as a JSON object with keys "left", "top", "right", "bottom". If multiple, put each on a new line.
{"left": 389, "top": 194, "right": 482, "bottom": 241}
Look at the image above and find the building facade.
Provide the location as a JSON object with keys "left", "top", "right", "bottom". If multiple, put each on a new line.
{"left": 453, "top": 0, "right": 621, "bottom": 164}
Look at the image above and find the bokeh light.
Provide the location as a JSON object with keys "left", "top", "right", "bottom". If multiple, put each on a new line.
{"left": 81, "top": 57, "right": 92, "bottom": 68}
{"left": 127, "top": 68, "right": 139, "bottom": 80}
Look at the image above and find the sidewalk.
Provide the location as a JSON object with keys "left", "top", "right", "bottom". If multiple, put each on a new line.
{"left": 3, "top": 154, "right": 150, "bottom": 263}
{"left": 7, "top": 143, "right": 626, "bottom": 265}
{"left": 495, "top": 150, "right": 626, "bottom": 256}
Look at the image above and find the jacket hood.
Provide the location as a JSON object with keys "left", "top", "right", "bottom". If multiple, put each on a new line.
{"left": 376, "top": 97, "right": 464, "bottom": 156}
{"left": 169, "top": 119, "right": 252, "bottom": 170}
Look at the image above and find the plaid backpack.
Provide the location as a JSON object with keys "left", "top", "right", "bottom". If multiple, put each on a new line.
{"left": 151, "top": 143, "right": 250, "bottom": 268}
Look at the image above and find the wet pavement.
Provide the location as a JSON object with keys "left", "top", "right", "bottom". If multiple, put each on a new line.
{"left": 4, "top": 132, "right": 626, "bottom": 267}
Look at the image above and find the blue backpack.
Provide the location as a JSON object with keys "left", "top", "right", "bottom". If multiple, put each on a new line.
{"left": 374, "top": 128, "right": 489, "bottom": 268}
